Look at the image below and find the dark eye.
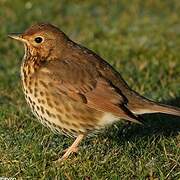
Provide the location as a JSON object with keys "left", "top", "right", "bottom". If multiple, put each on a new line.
{"left": 34, "top": 37, "right": 43, "bottom": 43}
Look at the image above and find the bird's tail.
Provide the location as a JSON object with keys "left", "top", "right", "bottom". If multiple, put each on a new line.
{"left": 143, "top": 102, "right": 180, "bottom": 116}
{"left": 129, "top": 95, "right": 180, "bottom": 117}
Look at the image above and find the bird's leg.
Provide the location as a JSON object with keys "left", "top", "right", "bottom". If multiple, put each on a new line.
{"left": 58, "top": 134, "right": 84, "bottom": 161}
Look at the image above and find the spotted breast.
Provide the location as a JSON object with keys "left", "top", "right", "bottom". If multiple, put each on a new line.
{"left": 21, "top": 49, "right": 111, "bottom": 137}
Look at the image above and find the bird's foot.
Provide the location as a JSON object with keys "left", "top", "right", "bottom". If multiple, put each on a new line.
{"left": 55, "top": 134, "right": 84, "bottom": 163}
{"left": 58, "top": 146, "right": 79, "bottom": 161}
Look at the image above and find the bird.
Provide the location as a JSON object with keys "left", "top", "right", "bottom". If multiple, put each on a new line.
{"left": 9, "top": 23, "right": 180, "bottom": 161}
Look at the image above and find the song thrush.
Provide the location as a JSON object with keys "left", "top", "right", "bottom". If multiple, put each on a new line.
{"left": 9, "top": 23, "right": 180, "bottom": 161}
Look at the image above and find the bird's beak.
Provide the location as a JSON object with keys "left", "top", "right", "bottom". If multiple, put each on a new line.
{"left": 8, "top": 33, "right": 26, "bottom": 43}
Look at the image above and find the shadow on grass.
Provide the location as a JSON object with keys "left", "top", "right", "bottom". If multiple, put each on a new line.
{"left": 105, "top": 97, "right": 180, "bottom": 145}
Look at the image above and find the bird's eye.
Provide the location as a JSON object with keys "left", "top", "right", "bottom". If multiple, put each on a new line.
{"left": 34, "top": 37, "right": 43, "bottom": 43}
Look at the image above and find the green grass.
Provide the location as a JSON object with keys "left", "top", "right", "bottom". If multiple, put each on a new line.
{"left": 0, "top": 0, "right": 180, "bottom": 179}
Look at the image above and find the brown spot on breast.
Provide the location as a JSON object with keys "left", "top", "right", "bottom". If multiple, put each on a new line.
{"left": 27, "top": 66, "right": 31, "bottom": 74}
{"left": 65, "top": 113, "right": 71, "bottom": 119}
{"left": 41, "top": 99, "right": 45, "bottom": 104}
{"left": 45, "top": 120, "right": 52, "bottom": 127}
{"left": 56, "top": 114, "right": 63, "bottom": 123}
{"left": 45, "top": 91, "right": 49, "bottom": 97}
{"left": 86, "top": 108, "right": 96, "bottom": 114}
{"left": 29, "top": 80, "right": 32, "bottom": 86}
{"left": 24, "top": 94, "right": 28, "bottom": 99}
{"left": 34, "top": 87, "right": 38, "bottom": 92}
{"left": 33, "top": 110, "right": 38, "bottom": 117}
{"left": 31, "top": 105, "right": 35, "bottom": 111}
{"left": 46, "top": 97, "right": 53, "bottom": 108}
{"left": 34, "top": 81, "right": 38, "bottom": 86}
{"left": 79, "top": 115, "right": 87, "bottom": 121}
{"left": 40, "top": 106, "right": 45, "bottom": 114}
{"left": 39, "top": 80, "right": 48, "bottom": 88}
{"left": 52, "top": 122, "right": 60, "bottom": 129}
{"left": 86, "top": 124, "right": 95, "bottom": 129}
{"left": 24, "top": 78, "right": 28, "bottom": 86}
{"left": 40, "top": 91, "right": 44, "bottom": 96}
{"left": 28, "top": 97, "right": 32, "bottom": 104}
{"left": 86, "top": 117, "right": 97, "bottom": 123}
{"left": 71, "top": 123, "right": 79, "bottom": 128}
{"left": 34, "top": 92, "right": 38, "bottom": 98}
{"left": 56, "top": 114, "right": 61, "bottom": 119}
{"left": 29, "top": 88, "right": 33, "bottom": 94}
{"left": 51, "top": 113, "right": 56, "bottom": 118}
{"left": 45, "top": 109, "right": 51, "bottom": 116}
{"left": 72, "top": 113, "right": 79, "bottom": 120}
{"left": 54, "top": 100, "right": 59, "bottom": 106}
{"left": 55, "top": 107, "right": 63, "bottom": 113}
{"left": 23, "top": 69, "right": 26, "bottom": 76}
{"left": 37, "top": 98, "right": 41, "bottom": 103}
{"left": 64, "top": 104, "right": 71, "bottom": 112}
{"left": 75, "top": 107, "right": 84, "bottom": 114}
{"left": 39, "top": 115, "right": 43, "bottom": 120}
{"left": 43, "top": 117, "right": 48, "bottom": 122}
{"left": 48, "top": 82, "right": 54, "bottom": 87}
{"left": 60, "top": 121, "right": 69, "bottom": 126}
{"left": 70, "top": 128, "right": 77, "bottom": 134}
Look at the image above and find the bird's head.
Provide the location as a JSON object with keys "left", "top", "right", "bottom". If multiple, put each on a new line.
{"left": 9, "top": 23, "right": 68, "bottom": 59}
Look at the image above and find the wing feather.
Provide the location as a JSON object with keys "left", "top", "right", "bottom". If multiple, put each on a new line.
{"left": 37, "top": 59, "right": 141, "bottom": 123}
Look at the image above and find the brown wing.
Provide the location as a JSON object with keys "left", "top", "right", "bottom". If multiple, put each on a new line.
{"left": 38, "top": 59, "right": 141, "bottom": 123}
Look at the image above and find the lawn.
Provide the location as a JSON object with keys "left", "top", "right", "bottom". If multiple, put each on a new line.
{"left": 0, "top": 0, "right": 180, "bottom": 179}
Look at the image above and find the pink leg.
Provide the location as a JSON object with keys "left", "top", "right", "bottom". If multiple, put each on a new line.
{"left": 58, "top": 134, "right": 84, "bottom": 161}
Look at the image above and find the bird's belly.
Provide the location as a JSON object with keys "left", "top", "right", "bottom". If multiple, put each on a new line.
{"left": 23, "top": 85, "right": 117, "bottom": 136}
